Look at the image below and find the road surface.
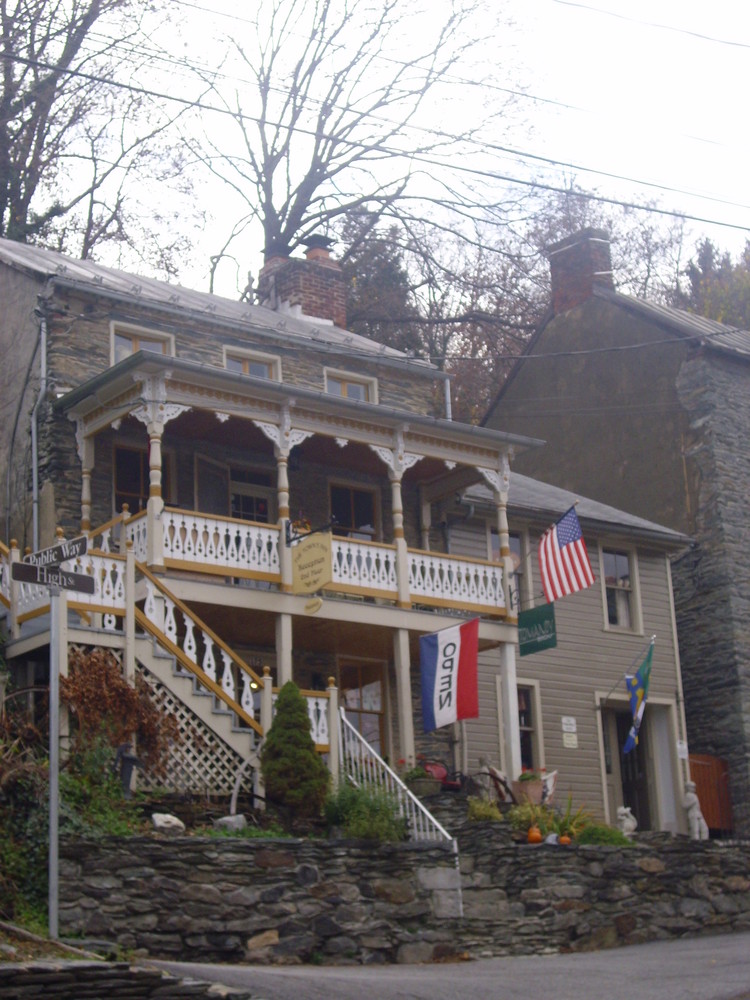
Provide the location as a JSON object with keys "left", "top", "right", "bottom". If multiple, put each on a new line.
{"left": 150, "top": 931, "right": 750, "bottom": 1000}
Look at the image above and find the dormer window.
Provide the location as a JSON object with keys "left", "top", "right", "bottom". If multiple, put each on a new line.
{"left": 325, "top": 368, "right": 377, "bottom": 403}
{"left": 111, "top": 323, "right": 174, "bottom": 365}
{"left": 224, "top": 348, "right": 281, "bottom": 380}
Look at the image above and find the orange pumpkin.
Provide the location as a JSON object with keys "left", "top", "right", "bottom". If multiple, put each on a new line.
{"left": 527, "top": 824, "right": 543, "bottom": 844}
{"left": 559, "top": 834, "right": 572, "bottom": 846}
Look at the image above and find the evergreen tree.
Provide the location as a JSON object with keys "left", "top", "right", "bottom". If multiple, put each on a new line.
{"left": 260, "top": 682, "right": 329, "bottom": 828}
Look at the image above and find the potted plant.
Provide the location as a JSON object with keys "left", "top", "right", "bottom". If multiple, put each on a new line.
{"left": 399, "top": 760, "right": 441, "bottom": 797}
{"left": 511, "top": 768, "right": 545, "bottom": 804}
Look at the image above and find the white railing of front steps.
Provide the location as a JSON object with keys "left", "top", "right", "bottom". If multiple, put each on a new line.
{"left": 339, "top": 708, "right": 455, "bottom": 847}
{"left": 139, "top": 565, "right": 331, "bottom": 749}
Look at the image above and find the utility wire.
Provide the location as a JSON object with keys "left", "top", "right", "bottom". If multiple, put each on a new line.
{"left": 3, "top": 49, "right": 750, "bottom": 237}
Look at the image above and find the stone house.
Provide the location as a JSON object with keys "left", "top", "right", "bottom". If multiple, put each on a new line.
{"left": 484, "top": 227, "right": 747, "bottom": 835}
{"left": 0, "top": 236, "right": 689, "bottom": 833}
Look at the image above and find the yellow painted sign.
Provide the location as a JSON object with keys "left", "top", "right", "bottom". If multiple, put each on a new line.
{"left": 291, "top": 532, "right": 332, "bottom": 595}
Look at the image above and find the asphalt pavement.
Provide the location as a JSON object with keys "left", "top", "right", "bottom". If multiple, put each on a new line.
{"left": 149, "top": 930, "right": 750, "bottom": 1000}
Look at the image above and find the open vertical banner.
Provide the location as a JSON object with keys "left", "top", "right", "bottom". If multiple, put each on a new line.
{"left": 420, "top": 618, "right": 479, "bottom": 733}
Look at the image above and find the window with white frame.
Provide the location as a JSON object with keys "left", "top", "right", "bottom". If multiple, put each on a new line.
{"left": 111, "top": 324, "right": 174, "bottom": 365}
{"left": 517, "top": 683, "right": 542, "bottom": 772}
{"left": 224, "top": 348, "right": 281, "bottom": 381}
{"left": 602, "top": 548, "right": 637, "bottom": 629}
{"left": 325, "top": 368, "right": 377, "bottom": 403}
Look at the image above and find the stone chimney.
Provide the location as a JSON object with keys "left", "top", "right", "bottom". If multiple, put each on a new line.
{"left": 257, "top": 235, "right": 347, "bottom": 328}
{"left": 547, "top": 228, "right": 614, "bottom": 315}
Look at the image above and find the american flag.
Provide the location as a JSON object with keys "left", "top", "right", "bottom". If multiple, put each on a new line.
{"left": 538, "top": 506, "right": 595, "bottom": 603}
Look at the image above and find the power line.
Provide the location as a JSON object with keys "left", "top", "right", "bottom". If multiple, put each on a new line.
{"left": 3, "top": 49, "right": 750, "bottom": 239}
{"left": 551, "top": 0, "right": 750, "bottom": 49}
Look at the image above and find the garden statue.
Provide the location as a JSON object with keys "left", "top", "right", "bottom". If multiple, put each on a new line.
{"left": 683, "top": 780, "right": 709, "bottom": 840}
{"left": 617, "top": 805, "right": 638, "bottom": 837}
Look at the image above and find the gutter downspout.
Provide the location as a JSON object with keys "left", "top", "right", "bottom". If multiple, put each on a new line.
{"left": 444, "top": 377, "right": 452, "bottom": 421}
{"left": 31, "top": 311, "right": 48, "bottom": 552}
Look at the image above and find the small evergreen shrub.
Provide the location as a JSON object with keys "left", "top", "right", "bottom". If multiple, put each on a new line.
{"left": 260, "top": 681, "right": 329, "bottom": 828}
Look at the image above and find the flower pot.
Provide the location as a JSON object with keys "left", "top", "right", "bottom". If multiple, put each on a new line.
{"left": 406, "top": 777, "right": 442, "bottom": 797}
{"left": 511, "top": 779, "right": 543, "bottom": 805}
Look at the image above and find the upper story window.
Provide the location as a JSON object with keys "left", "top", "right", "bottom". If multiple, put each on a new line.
{"left": 112, "top": 323, "right": 174, "bottom": 365}
{"left": 602, "top": 548, "right": 639, "bottom": 630}
{"left": 325, "top": 368, "right": 377, "bottom": 403}
{"left": 224, "top": 348, "right": 281, "bottom": 381}
{"left": 330, "top": 483, "right": 377, "bottom": 540}
{"left": 230, "top": 466, "right": 275, "bottom": 524}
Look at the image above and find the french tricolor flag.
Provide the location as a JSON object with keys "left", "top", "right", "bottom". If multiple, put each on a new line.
{"left": 419, "top": 618, "right": 479, "bottom": 733}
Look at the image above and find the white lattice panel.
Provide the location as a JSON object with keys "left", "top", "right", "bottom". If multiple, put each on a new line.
{"left": 137, "top": 664, "right": 255, "bottom": 795}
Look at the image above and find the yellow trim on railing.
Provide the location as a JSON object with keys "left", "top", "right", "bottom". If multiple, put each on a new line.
{"left": 134, "top": 607, "right": 263, "bottom": 736}
{"left": 407, "top": 545, "right": 505, "bottom": 567}
{"left": 137, "top": 562, "right": 266, "bottom": 690}
{"left": 163, "top": 558, "right": 279, "bottom": 582}
{"left": 164, "top": 507, "right": 277, "bottom": 531}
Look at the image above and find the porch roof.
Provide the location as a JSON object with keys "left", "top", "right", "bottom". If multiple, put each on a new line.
{"left": 56, "top": 352, "right": 544, "bottom": 459}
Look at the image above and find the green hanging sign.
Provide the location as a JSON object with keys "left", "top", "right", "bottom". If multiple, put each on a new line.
{"left": 518, "top": 603, "right": 557, "bottom": 657}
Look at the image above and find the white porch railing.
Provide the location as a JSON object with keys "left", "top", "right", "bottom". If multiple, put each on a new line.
{"left": 81, "top": 511, "right": 507, "bottom": 615}
{"left": 330, "top": 537, "right": 398, "bottom": 595}
{"left": 15, "top": 551, "right": 127, "bottom": 625}
{"left": 339, "top": 708, "right": 455, "bottom": 846}
{"left": 408, "top": 550, "right": 505, "bottom": 613}
{"left": 161, "top": 509, "right": 280, "bottom": 580}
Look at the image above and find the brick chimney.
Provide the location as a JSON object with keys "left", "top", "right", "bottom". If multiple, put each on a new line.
{"left": 257, "top": 235, "right": 347, "bottom": 328}
{"left": 547, "top": 228, "right": 614, "bottom": 315}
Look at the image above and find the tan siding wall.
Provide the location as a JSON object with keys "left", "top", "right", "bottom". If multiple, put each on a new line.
{"left": 450, "top": 516, "right": 683, "bottom": 824}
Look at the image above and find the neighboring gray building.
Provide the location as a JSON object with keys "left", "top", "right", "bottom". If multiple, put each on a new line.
{"left": 485, "top": 228, "right": 747, "bottom": 836}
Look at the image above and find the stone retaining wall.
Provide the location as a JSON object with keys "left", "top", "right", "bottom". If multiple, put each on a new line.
{"left": 0, "top": 960, "right": 253, "bottom": 999}
{"left": 59, "top": 826, "right": 750, "bottom": 965}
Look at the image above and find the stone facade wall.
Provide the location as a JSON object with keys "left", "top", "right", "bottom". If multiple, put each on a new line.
{"left": 675, "top": 351, "right": 750, "bottom": 837}
{"left": 59, "top": 827, "right": 750, "bottom": 966}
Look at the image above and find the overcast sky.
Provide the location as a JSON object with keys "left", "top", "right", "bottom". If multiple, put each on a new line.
{"left": 153, "top": 0, "right": 750, "bottom": 295}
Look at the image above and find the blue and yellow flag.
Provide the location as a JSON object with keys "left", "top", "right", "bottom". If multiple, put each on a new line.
{"left": 623, "top": 641, "right": 654, "bottom": 754}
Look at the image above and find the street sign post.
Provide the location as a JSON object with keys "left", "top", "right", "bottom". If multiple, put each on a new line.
{"left": 13, "top": 537, "right": 94, "bottom": 939}
{"left": 11, "top": 560, "right": 95, "bottom": 594}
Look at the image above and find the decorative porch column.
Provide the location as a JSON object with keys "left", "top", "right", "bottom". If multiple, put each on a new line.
{"left": 132, "top": 376, "right": 189, "bottom": 571}
{"left": 75, "top": 423, "right": 95, "bottom": 533}
{"left": 393, "top": 628, "right": 416, "bottom": 766}
{"left": 370, "top": 430, "right": 422, "bottom": 609}
{"left": 327, "top": 676, "right": 340, "bottom": 789}
{"left": 275, "top": 613, "right": 293, "bottom": 686}
{"left": 480, "top": 454, "right": 515, "bottom": 621}
{"left": 499, "top": 641, "right": 522, "bottom": 780}
{"left": 254, "top": 406, "right": 313, "bottom": 595}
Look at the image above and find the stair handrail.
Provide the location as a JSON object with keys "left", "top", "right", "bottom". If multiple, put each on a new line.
{"left": 134, "top": 606, "right": 263, "bottom": 735}
{"left": 137, "top": 562, "right": 266, "bottom": 687}
{"left": 338, "top": 707, "right": 454, "bottom": 845}
{"left": 136, "top": 563, "right": 266, "bottom": 735}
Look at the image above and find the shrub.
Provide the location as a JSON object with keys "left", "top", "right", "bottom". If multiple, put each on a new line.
{"left": 61, "top": 648, "right": 180, "bottom": 777}
{"left": 466, "top": 796, "right": 502, "bottom": 822}
{"left": 576, "top": 822, "right": 633, "bottom": 846}
{"left": 325, "top": 782, "right": 407, "bottom": 842}
{"left": 260, "top": 681, "right": 329, "bottom": 828}
{"left": 507, "top": 801, "right": 558, "bottom": 836}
